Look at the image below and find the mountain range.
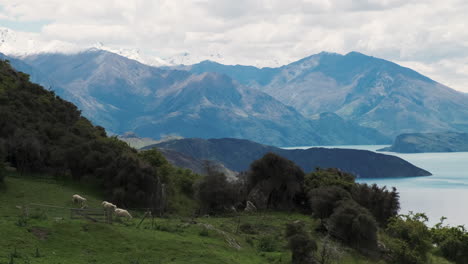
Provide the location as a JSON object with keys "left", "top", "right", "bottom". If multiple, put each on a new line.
{"left": 1, "top": 49, "right": 390, "bottom": 146}
{"left": 187, "top": 52, "right": 468, "bottom": 137}
{"left": 2, "top": 35, "right": 468, "bottom": 145}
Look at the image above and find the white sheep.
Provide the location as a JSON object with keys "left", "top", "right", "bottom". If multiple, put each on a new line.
{"left": 72, "top": 194, "right": 87, "bottom": 207}
{"left": 115, "top": 208, "right": 132, "bottom": 219}
{"left": 102, "top": 201, "right": 117, "bottom": 211}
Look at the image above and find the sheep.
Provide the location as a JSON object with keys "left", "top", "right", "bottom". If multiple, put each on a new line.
{"left": 115, "top": 208, "right": 132, "bottom": 219}
{"left": 102, "top": 201, "right": 117, "bottom": 212}
{"left": 72, "top": 194, "right": 87, "bottom": 207}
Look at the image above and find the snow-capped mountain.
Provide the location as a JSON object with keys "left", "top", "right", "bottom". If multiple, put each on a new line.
{"left": 0, "top": 27, "right": 286, "bottom": 68}
{"left": 0, "top": 27, "right": 80, "bottom": 57}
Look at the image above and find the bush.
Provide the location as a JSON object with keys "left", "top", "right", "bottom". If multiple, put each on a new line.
{"left": 257, "top": 235, "right": 279, "bottom": 252}
{"left": 385, "top": 213, "right": 432, "bottom": 264}
{"left": 196, "top": 168, "right": 237, "bottom": 214}
{"left": 352, "top": 183, "right": 400, "bottom": 226}
{"left": 327, "top": 200, "right": 378, "bottom": 251}
{"left": 239, "top": 223, "right": 257, "bottom": 234}
{"left": 285, "top": 221, "right": 317, "bottom": 264}
{"left": 248, "top": 153, "right": 305, "bottom": 210}
{"left": 308, "top": 186, "right": 350, "bottom": 220}
{"left": 431, "top": 218, "right": 468, "bottom": 264}
{"left": 304, "top": 168, "right": 355, "bottom": 193}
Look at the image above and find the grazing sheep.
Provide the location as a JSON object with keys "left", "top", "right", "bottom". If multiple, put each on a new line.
{"left": 115, "top": 208, "right": 132, "bottom": 219}
{"left": 102, "top": 201, "right": 117, "bottom": 211}
{"left": 72, "top": 194, "right": 87, "bottom": 207}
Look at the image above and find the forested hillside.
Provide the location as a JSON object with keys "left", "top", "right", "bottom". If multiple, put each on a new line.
{"left": 0, "top": 59, "right": 161, "bottom": 207}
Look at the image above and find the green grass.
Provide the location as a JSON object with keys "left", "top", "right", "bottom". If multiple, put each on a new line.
{"left": 0, "top": 173, "right": 453, "bottom": 264}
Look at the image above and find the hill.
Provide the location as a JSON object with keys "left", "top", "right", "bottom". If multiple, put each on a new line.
{"left": 0, "top": 59, "right": 161, "bottom": 207}
{"left": 378, "top": 132, "right": 468, "bottom": 153}
{"left": 188, "top": 52, "right": 468, "bottom": 137}
{"left": 0, "top": 173, "right": 407, "bottom": 264}
{"left": 144, "top": 138, "right": 431, "bottom": 178}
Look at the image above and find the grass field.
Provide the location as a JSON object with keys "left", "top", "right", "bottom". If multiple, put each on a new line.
{"left": 0, "top": 173, "right": 453, "bottom": 264}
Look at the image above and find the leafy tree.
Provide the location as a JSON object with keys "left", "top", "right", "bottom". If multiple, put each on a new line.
{"left": 385, "top": 213, "right": 432, "bottom": 264}
{"left": 352, "top": 183, "right": 400, "bottom": 226}
{"left": 248, "top": 152, "right": 305, "bottom": 210}
{"left": 196, "top": 167, "right": 237, "bottom": 214}
{"left": 431, "top": 217, "right": 468, "bottom": 264}
{"left": 304, "top": 168, "right": 355, "bottom": 193}
{"left": 308, "top": 186, "right": 350, "bottom": 220}
{"left": 328, "top": 200, "right": 378, "bottom": 251}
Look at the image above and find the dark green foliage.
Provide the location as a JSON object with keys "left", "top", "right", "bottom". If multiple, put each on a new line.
{"left": 0, "top": 139, "right": 5, "bottom": 183}
{"left": 308, "top": 186, "right": 350, "bottom": 220}
{"left": 196, "top": 167, "right": 237, "bottom": 214}
{"left": 386, "top": 213, "right": 432, "bottom": 264}
{"left": 351, "top": 184, "right": 400, "bottom": 226}
{"left": 327, "top": 200, "right": 378, "bottom": 251}
{"left": 306, "top": 168, "right": 399, "bottom": 227}
{"left": 431, "top": 218, "right": 468, "bottom": 264}
{"left": 304, "top": 168, "right": 355, "bottom": 193}
{"left": 239, "top": 223, "right": 257, "bottom": 234}
{"left": 138, "top": 149, "right": 200, "bottom": 214}
{"left": 257, "top": 235, "right": 279, "bottom": 252}
{"left": 285, "top": 221, "right": 318, "bottom": 264}
{"left": 0, "top": 60, "right": 160, "bottom": 207}
{"left": 248, "top": 152, "right": 306, "bottom": 210}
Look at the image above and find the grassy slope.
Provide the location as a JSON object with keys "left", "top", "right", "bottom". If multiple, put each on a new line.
{"left": 0, "top": 173, "right": 451, "bottom": 264}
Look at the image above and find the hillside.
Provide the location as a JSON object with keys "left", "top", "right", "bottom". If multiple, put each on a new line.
{"left": 0, "top": 173, "right": 404, "bottom": 264}
{"left": 188, "top": 52, "right": 468, "bottom": 137}
{"left": 145, "top": 138, "right": 431, "bottom": 178}
{"left": 0, "top": 59, "right": 161, "bottom": 208}
{"left": 379, "top": 132, "right": 468, "bottom": 153}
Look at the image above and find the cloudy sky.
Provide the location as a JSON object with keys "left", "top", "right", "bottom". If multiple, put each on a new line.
{"left": 0, "top": 0, "right": 468, "bottom": 92}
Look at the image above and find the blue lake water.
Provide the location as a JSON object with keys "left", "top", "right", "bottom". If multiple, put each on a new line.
{"left": 286, "top": 145, "right": 468, "bottom": 226}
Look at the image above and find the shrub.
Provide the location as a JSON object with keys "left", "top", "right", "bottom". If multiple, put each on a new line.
{"left": 285, "top": 221, "right": 317, "bottom": 264}
{"left": 327, "top": 200, "right": 378, "bottom": 251}
{"left": 308, "top": 186, "right": 350, "bottom": 220}
{"left": 385, "top": 213, "right": 432, "bottom": 264}
{"left": 239, "top": 223, "right": 257, "bottom": 234}
{"left": 352, "top": 183, "right": 400, "bottom": 226}
{"left": 248, "top": 153, "right": 305, "bottom": 210}
{"left": 196, "top": 169, "right": 237, "bottom": 214}
{"left": 431, "top": 218, "right": 468, "bottom": 264}
{"left": 257, "top": 235, "right": 279, "bottom": 252}
{"left": 304, "top": 168, "right": 355, "bottom": 193}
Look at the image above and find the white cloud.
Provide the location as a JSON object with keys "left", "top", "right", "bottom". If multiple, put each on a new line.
{"left": 0, "top": 0, "right": 467, "bottom": 91}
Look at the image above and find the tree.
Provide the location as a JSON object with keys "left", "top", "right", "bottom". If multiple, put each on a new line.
{"left": 328, "top": 200, "right": 378, "bottom": 251}
{"left": 304, "top": 168, "right": 355, "bottom": 193}
{"left": 431, "top": 217, "right": 468, "bottom": 264}
{"left": 352, "top": 184, "right": 400, "bottom": 226}
{"left": 196, "top": 166, "right": 237, "bottom": 215}
{"left": 385, "top": 213, "right": 432, "bottom": 264}
{"left": 247, "top": 153, "right": 305, "bottom": 210}
{"left": 308, "top": 186, "right": 350, "bottom": 220}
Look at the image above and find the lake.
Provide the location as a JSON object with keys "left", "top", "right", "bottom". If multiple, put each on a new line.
{"left": 286, "top": 145, "right": 468, "bottom": 226}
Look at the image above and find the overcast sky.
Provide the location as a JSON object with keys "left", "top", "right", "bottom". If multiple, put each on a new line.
{"left": 0, "top": 0, "right": 467, "bottom": 92}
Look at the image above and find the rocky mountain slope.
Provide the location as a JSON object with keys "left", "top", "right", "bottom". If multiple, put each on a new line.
{"left": 188, "top": 52, "right": 468, "bottom": 137}
{"left": 3, "top": 50, "right": 389, "bottom": 146}
{"left": 379, "top": 132, "right": 468, "bottom": 153}
{"left": 145, "top": 138, "right": 431, "bottom": 178}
